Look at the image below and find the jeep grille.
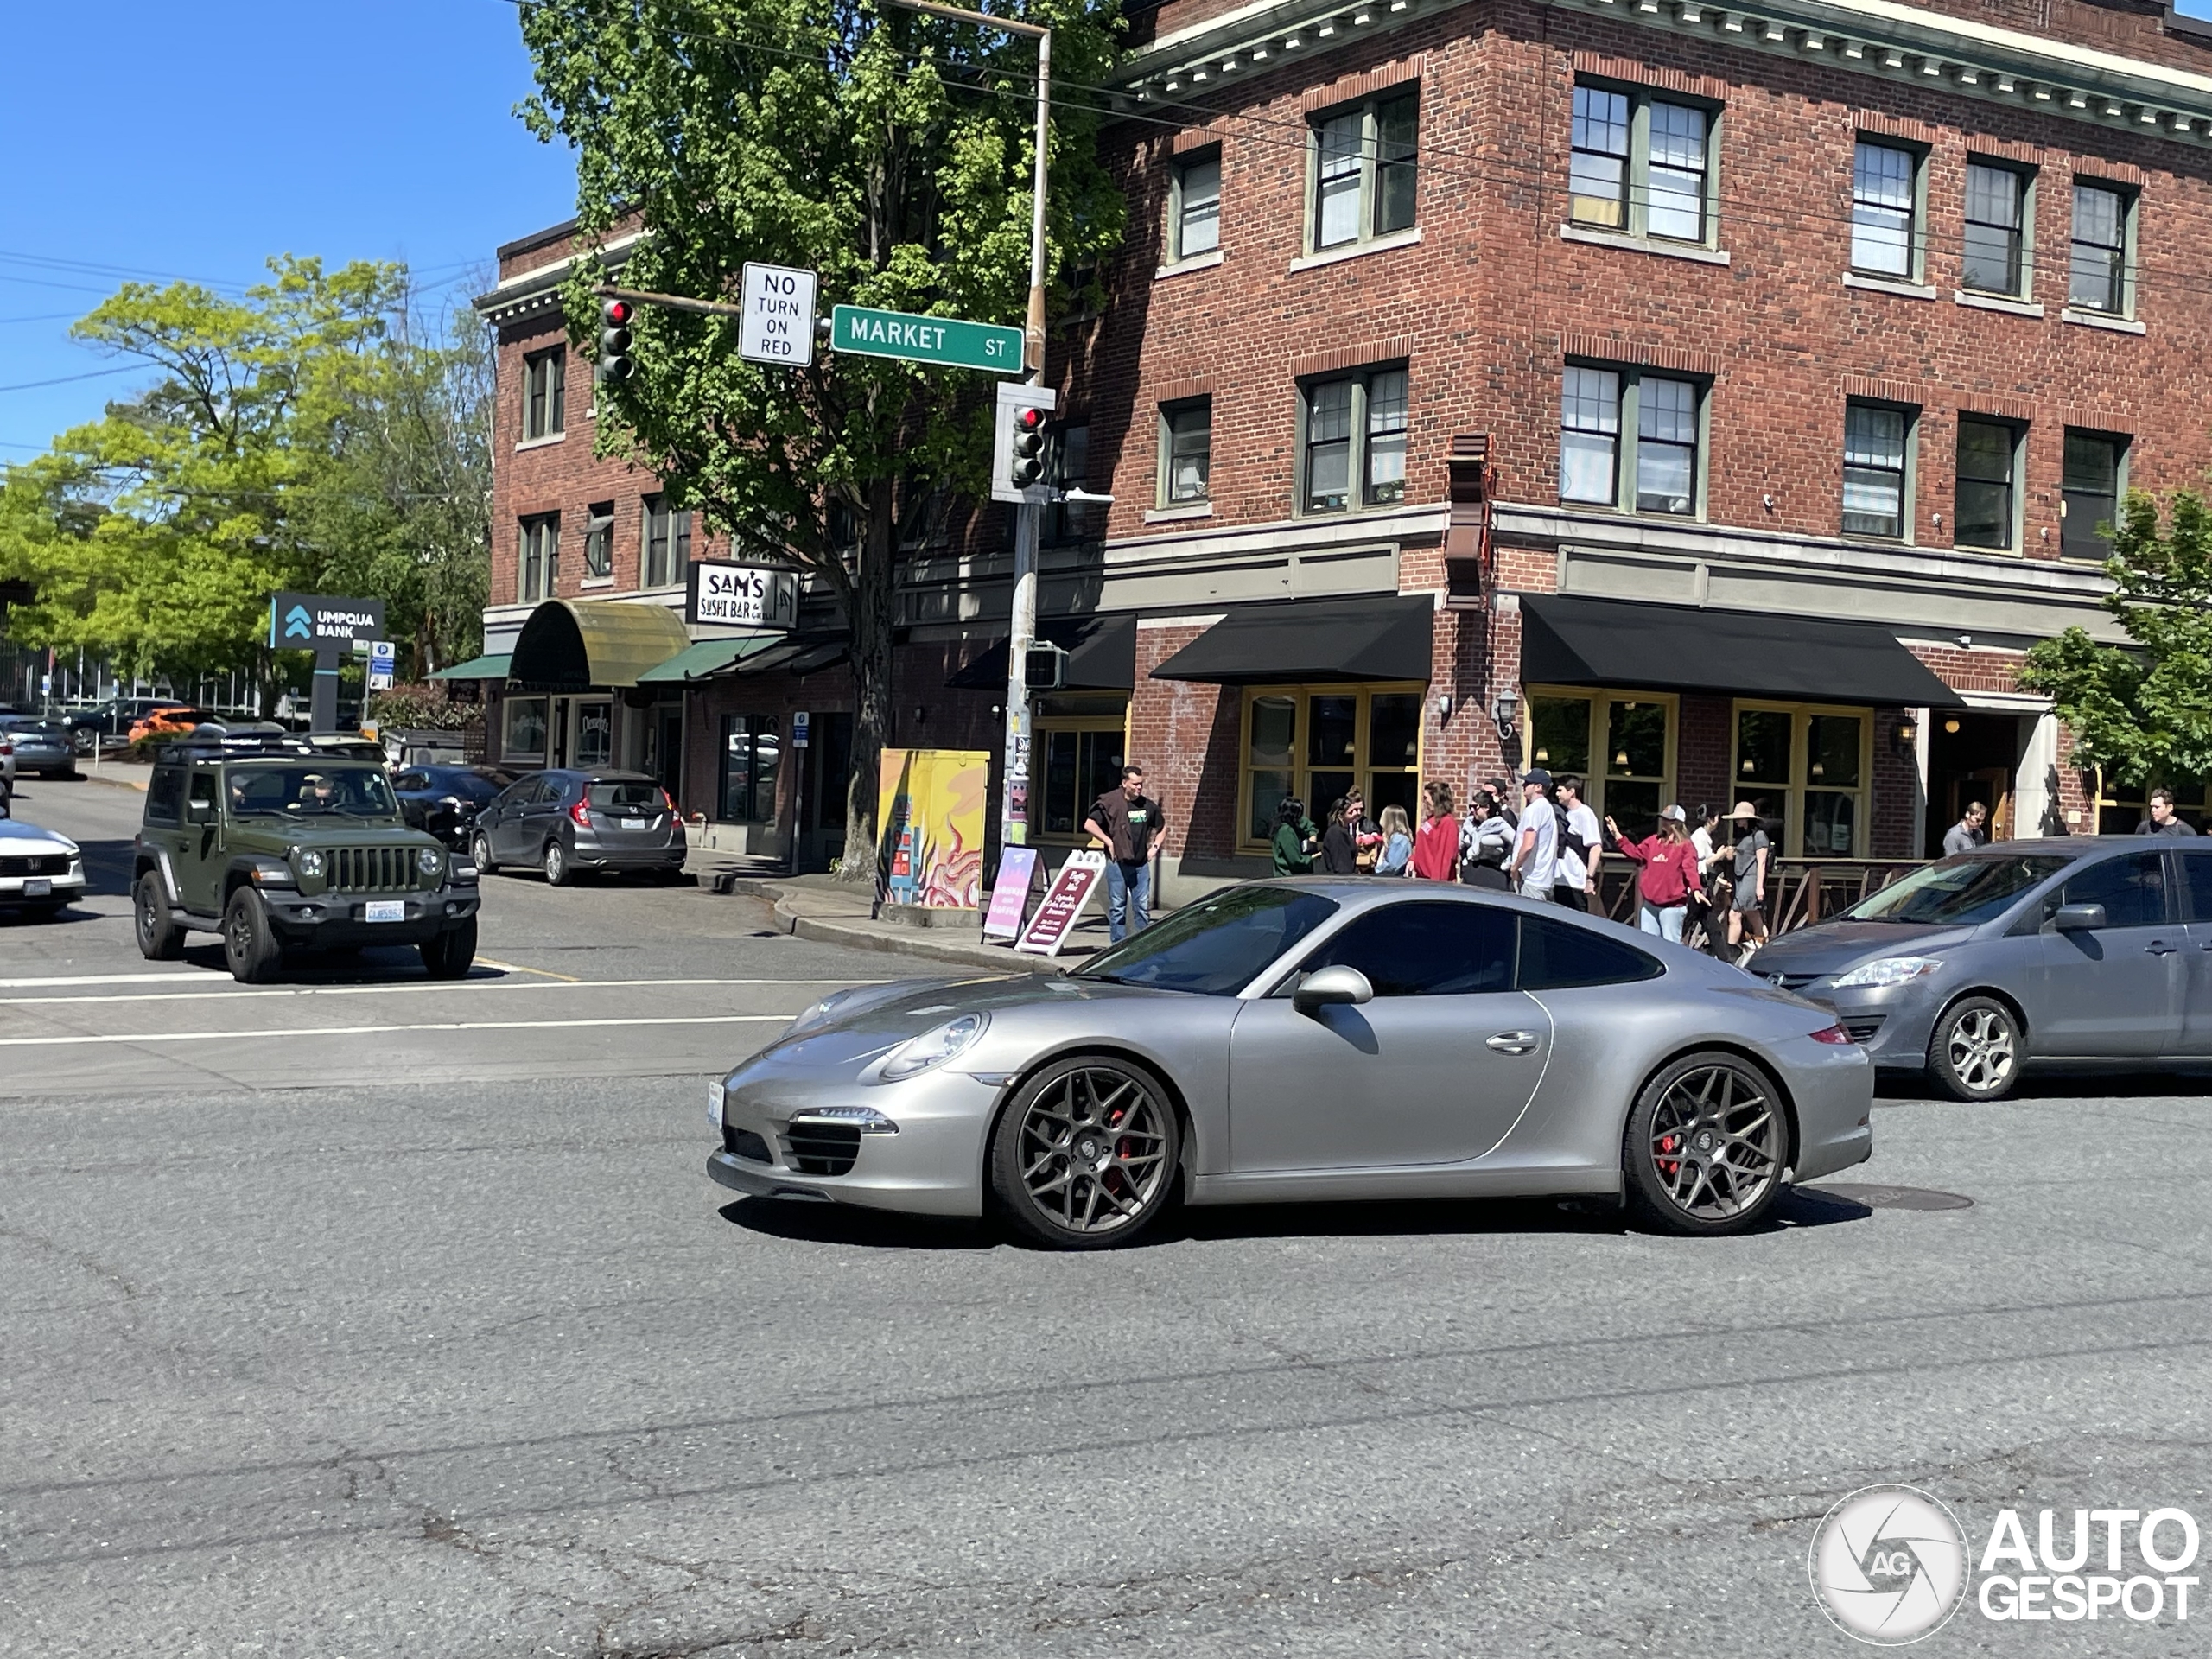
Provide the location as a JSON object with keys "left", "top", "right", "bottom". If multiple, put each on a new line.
{"left": 329, "top": 846, "right": 416, "bottom": 892}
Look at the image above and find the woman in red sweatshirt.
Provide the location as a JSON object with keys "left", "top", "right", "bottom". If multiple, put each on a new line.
{"left": 1411, "top": 781, "right": 1459, "bottom": 881}
{"left": 1605, "top": 803, "right": 1703, "bottom": 943}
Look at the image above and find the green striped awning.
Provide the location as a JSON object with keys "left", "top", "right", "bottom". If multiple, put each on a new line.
{"left": 637, "top": 634, "right": 785, "bottom": 683}
{"left": 429, "top": 653, "right": 512, "bottom": 681}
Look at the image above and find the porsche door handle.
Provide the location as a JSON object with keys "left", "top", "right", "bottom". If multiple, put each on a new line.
{"left": 2145, "top": 941, "right": 2178, "bottom": 956}
{"left": 1485, "top": 1031, "right": 1541, "bottom": 1055}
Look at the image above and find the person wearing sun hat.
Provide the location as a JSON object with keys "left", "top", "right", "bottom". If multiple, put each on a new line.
{"left": 1726, "top": 801, "right": 1771, "bottom": 957}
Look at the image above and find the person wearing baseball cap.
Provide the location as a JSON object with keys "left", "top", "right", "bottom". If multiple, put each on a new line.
{"left": 1726, "top": 801, "right": 1771, "bottom": 959}
{"left": 1509, "top": 769, "right": 1560, "bottom": 899}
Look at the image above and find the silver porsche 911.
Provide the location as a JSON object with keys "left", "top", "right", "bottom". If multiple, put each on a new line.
{"left": 706, "top": 880, "right": 1874, "bottom": 1249}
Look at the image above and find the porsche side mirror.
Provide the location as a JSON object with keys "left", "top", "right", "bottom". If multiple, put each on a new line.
{"left": 1293, "top": 964, "right": 1375, "bottom": 1013}
{"left": 2051, "top": 902, "right": 2107, "bottom": 931}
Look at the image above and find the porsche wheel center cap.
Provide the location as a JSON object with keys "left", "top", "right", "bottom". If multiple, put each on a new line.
{"left": 1694, "top": 1129, "right": 1717, "bottom": 1154}
{"left": 1077, "top": 1136, "right": 1102, "bottom": 1161}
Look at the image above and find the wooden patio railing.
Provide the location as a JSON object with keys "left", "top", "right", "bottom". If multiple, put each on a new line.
{"left": 1594, "top": 858, "right": 1929, "bottom": 936}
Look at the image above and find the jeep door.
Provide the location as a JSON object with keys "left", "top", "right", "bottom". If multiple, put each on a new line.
{"left": 181, "top": 766, "right": 226, "bottom": 914}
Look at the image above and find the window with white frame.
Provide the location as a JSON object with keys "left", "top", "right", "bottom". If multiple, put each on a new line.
{"left": 1841, "top": 402, "right": 1913, "bottom": 539}
{"left": 1567, "top": 84, "right": 1715, "bottom": 244}
{"left": 1558, "top": 365, "right": 1702, "bottom": 516}
{"left": 1963, "top": 162, "right": 2033, "bottom": 297}
{"left": 1850, "top": 140, "right": 1922, "bottom": 278}
{"left": 1169, "top": 149, "right": 1221, "bottom": 263}
{"left": 1160, "top": 400, "right": 1211, "bottom": 506}
{"left": 1301, "top": 367, "right": 1408, "bottom": 513}
{"left": 2068, "top": 182, "right": 2133, "bottom": 315}
{"left": 523, "top": 347, "right": 565, "bottom": 441}
{"left": 1310, "top": 91, "right": 1418, "bottom": 252}
{"left": 518, "top": 513, "right": 558, "bottom": 603}
{"left": 642, "top": 495, "right": 692, "bottom": 588}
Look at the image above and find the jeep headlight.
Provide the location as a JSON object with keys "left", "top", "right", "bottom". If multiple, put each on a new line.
{"left": 418, "top": 847, "right": 443, "bottom": 877}
{"left": 1831, "top": 955, "right": 1943, "bottom": 988}
{"left": 295, "top": 849, "right": 326, "bottom": 878}
{"left": 876, "top": 1013, "right": 988, "bottom": 1083}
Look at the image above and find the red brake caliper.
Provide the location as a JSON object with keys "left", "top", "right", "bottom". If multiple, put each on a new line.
{"left": 1656, "top": 1132, "right": 1681, "bottom": 1180}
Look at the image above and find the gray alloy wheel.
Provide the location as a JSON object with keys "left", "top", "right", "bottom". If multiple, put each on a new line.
{"left": 543, "top": 836, "right": 573, "bottom": 887}
{"left": 1623, "top": 1053, "right": 1787, "bottom": 1236}
{"left": 471, "top": 831, "right": 498, "bottom": 877}
{"left": 989, "top": 1056, "right": 1182, "bottom": 1250}
{"left": 1929, "top": 996, "right": 2021, "bottom": 1103}
{"left": 134, "top": 872, "right": 185, "bottom": 961}
{"left": 221, "top": 887, "right": 283, "bottom": 984}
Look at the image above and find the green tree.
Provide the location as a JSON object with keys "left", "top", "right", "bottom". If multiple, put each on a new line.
{"left": 518, "top": 0, "right": 1126, "bottom": 874}
{"left": 0, "top": 258, "right": 492, "bottom": 702}
{"left": 2022, "top": 488, "right": 2212, "bottom": 789}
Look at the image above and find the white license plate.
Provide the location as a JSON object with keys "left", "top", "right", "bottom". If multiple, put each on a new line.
{"left": 23, "top": 879, "right": 50, "bottom": 898}
{"left": 622, "top": 817, "right": 646, "bottom": 831}
{"left": 707, "top": 1080, "right": 726, "bottom": 1129}
{"left": 365, "top": 899, "right": 404, "bottom": 923}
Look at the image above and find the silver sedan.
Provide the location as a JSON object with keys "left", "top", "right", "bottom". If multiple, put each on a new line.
{"left": 707, "top": 880, "right": 1874, "bottom": 1248}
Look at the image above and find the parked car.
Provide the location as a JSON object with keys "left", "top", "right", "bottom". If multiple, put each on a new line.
{"left": 0, "top": 715, "right": 78, "bottom": 780}
{"left": 128, "top": 707, "right": 219, "bottom": 746}
{"left": 130, "top": 731, "right": 480, "bottom": 982}
{"left": 1745, "top": 837, "right": 2212, "bottom": 1101}
{"left": 471, "top": 768, "right": 686, "bottom": 885}
{"left": 62, "top": 697, "right": 191, "bottom": 753}
{"left": 0, "top": 813, "right": 87, "bottom": 919}
{"left": 394, "top": 765, "right": 522, "bottom": 851}
{"left": 707, "top": 880, "right": 1875, "bottom": 1247}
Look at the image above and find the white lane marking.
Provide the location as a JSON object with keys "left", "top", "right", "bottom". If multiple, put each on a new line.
{"left": 0, "top": 972, "right": 216, "bottom": 989}
{"left": 0, "top": 977, "right": 888, "bottom": 1008}
{"left": 0, "top": 1015, "right": 795, "bottom": 1048}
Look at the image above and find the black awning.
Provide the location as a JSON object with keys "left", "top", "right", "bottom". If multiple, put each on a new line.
{"left": 1518, "top": 594, "right": 1967, "bottom": 709}
{"left": 1148, "top": 593, "right": 1433, "bottom": 685}
{"left": 946, "top": 614, "right": 1137, "bottom": 691}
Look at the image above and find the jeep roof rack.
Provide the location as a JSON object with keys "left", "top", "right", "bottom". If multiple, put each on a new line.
{"left": 154, "top": 729, "right": 329, "bottom": 762}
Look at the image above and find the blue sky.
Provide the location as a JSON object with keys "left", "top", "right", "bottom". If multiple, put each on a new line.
{"left": 0, "top": 0, "right": 575, "bottom": 457}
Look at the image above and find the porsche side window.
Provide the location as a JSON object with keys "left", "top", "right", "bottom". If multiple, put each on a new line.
{"left": 2060, "top": 851, "right": 2169, "bottom": 929}
{"left": 1297, "top": 901, "right": 1516, "bottom": 995}
{"left": 1516, "top": 915, "right": 1663, "bottom": 990}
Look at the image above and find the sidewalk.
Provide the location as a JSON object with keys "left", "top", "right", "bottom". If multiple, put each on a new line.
{"left": 695, "top": 859, "right": 1113, "bottom": 975}
{"left": 76, "top": 757, "right": 152, "bottom": 792}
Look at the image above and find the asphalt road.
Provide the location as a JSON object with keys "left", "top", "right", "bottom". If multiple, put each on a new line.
{"left": 3, "top": 776, "right": 2209, "bottom": 1657}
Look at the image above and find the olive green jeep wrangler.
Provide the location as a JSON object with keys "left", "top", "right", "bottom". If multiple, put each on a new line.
{"left": 131, "top": 734, "right": 480, "bottom": 982}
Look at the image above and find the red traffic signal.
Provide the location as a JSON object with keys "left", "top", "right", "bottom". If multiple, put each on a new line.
{"left": 601, "top": 298, "right": 633, "bottom": 326}
{"left": 598, "top": 297, "right": 635, "bottom": 383}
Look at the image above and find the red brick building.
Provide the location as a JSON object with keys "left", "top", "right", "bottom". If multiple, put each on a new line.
{"left": 474, "top": 0, "right": 2212, "bottom": 890}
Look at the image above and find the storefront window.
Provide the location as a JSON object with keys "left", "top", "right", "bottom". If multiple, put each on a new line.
{"left": 1033, "top": 696, "right": 1128, "bottom": 839}
{"left": 1242, "top": 685, "right": 1423, "bottom": 845}
{"left": 720, "top": 713, "right": 781, "bottom": 822}
{"left": 505, "top": 697, "right": 548, "bottom": 764}
{"left": 2092, "top": 774, "right": 2207, "bottom": 836}
{"left": 1732, "top": 703, "right": 1869, "bottom": 857}
{"left": 574, "top": 701, "right": 613, "bottom": 768}
{"left": 1525, "top": 690, "right": 1675, "bottom": 831}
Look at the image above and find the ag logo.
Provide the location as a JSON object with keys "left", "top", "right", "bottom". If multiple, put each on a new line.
{"left": 1809, "top": 1484, "right": 1969, "bottom": 1644}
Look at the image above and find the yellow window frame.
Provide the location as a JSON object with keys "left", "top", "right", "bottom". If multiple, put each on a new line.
{"left": 1237, "top": 682, "right": 1426, "bottom": 853}
{"left": 1729, "top": 700, "right": 1875, "bottom": 859}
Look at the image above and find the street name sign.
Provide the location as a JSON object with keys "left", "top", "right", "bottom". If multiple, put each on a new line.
{"left": 740, "top": 263, "right": 817, "bottom": 365}
{"left": 686, "top": 560, "right": 800, "bottom": 631}
{"left": 830, "top": 305, "right": 1021, "bottom": 374}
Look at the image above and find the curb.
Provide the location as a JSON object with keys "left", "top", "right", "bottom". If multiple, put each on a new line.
{"left": 715, "top": 877, "right": 1073, "bottom": 975}
{"left": 79, "top": 770, "right": 149, "bottom": 793}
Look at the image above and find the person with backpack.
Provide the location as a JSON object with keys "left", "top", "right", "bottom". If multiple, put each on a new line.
{"left": 1553, "top": 775, "right": 1603, "bottom": 913}
{"left": 1458, "top": 787, "right": 1515, "bottom": 889}
{"left": 1509, "top": 769, "right": 1560, "bottom": 899}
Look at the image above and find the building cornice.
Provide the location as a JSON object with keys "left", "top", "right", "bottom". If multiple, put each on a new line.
{"left": 1116, "top": 0, "right": 2212, "bottom": 147}
{"left": 473, "top": 232, "right": 645, "bottom": 327}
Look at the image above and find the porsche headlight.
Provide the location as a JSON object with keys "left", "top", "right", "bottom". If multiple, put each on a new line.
{"left": 877, "top": 1012, "right": 988, "bottom": 1083}
{"left": 295, "top": 849, "right": 326, "bottom": 878}
{"left": 1831, "top": 955, "right": 1943, "bottom": 988}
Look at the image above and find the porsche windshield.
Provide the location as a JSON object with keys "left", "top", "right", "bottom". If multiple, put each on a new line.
{"left": 1073, "top": 886, "right": 1339, "bottom": 995}
{"left": 226, "top": 766, "right": 401, "bottom": 821}
{"left": 1844, "top": 854, "right": 2073, "bottom": 925}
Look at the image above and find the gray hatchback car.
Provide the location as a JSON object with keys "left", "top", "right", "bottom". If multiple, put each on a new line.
{"left": 1745, "top": 836, "right": 2212, "bottom": 1099}
{"left": 470, "top": 767, "right": 687, "bottom": 885}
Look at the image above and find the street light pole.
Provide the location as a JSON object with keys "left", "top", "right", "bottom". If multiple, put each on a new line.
{"left": 884, "top": 0, "right": 1050, "bottom": 854}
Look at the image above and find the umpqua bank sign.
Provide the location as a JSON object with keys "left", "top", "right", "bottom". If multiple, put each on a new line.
{"left": 1808, "top": 1484, "right": 2201, "bottom": 1644}
{"left": 269, "top": 592, "right": 385, "bottom": 652}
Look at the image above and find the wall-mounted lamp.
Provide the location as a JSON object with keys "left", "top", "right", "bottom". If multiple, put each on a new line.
{"left": 1893, "top": 717, "right": 1919, "bottom": 755}
{"left": 1435, "top": 693, "right": 1452, "bottom": 721}
{"left": 1491, "top": 687, "right": 1520, "bottom": 738}
{"left": 1944, "top": 717, "right": 1961, "bottom": 734}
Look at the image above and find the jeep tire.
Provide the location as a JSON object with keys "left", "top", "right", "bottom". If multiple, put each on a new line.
{"left": 221, "top": 887, "right": 283, "bottom": 983}
{"left": 421, "top": 917, "right": 477, "bottom": 980}
{"left": 134, "top": 872, "right": 186, "bottom": 961}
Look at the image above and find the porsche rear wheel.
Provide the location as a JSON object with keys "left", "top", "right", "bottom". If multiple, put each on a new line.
{"left": 989, "top": 1057, "right": 1182, "bottom": 1249}
{"left": 1623, "top": 1052, "right": 1787, "bottom": 1236}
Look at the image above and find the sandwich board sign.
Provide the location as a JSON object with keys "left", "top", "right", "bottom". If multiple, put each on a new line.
{"left": 740, "top": 264, "right": 817, "bottom": 365}
{"left": 982, "top": 845, "right": 1041, "bottom": 941}
{"left": 1016, "top": 850, "right": 1107, "bottom": 956}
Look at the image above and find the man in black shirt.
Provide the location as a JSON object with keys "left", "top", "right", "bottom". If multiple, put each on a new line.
{"left": 2137, "top": 787, "right": 2201, "bottom": 836}
{"left": 1084, "top": 764, "right": 1168, "bottom": 941}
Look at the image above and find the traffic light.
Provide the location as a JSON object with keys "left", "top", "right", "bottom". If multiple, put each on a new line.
{"left": 991, "top": 383, "right": 1058, "bottom": 504}
{"left": 597, "top": 298, "right": 634, "bottom": 383}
